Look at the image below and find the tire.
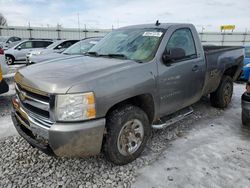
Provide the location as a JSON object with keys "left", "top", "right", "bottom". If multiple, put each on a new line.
{"left": 210, "top": 76, "right": 233, "bottom": 108}
{"left": 6, "top": 55, "right": 15, "bottom": 65}
{"left": 242, "top": 110, "right": 250, "bottom": 126}
{"left": 104, "top": 105, "right": 151, "bottom": 165}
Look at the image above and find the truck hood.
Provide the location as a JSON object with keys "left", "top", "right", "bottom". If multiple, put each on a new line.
{"left": 30, "top": 52, "right": 67, "bottom": 63}
{"left": 16, "top": 56, "right": 138, "bottom": 94}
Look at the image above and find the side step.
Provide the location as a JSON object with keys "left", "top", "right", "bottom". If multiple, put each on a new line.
{"left": 152, "top": 106, "right": 193, "bottom": 129}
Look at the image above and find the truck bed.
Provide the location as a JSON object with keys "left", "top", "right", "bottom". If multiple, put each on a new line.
{"left": 203, "top": 45, "right": 244, "bottom": 54}
{"left": 202, "top": 45, "right": 244, "bottom": 95}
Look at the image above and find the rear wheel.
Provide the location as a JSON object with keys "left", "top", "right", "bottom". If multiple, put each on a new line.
{"left": 6, "top": 55, "right": 14, "bottom": 65}
{"left": 104, "top": 105, "right": 151, "bottom": 165}
{"left": 210, "top": 76, "right": 233, "bottom": 108}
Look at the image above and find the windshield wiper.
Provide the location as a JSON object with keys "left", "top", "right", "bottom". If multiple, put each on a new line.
{"left": 85, "top": 51, "right": 99, "bottom": 57}
{"left": 99, "top": 53, "right": 128, "bottom": 59}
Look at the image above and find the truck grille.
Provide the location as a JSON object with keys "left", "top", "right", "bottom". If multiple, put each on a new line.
{"left": 15, "top": 83, "right": 53, "bottom": 129}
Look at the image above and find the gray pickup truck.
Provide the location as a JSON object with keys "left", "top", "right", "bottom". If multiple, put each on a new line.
{"left": 11, "top": 23, "right": 244, "bottom": 165}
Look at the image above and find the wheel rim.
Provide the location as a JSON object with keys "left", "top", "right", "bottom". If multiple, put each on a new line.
{"left": 117, "top": 119, "right": 144, "bottom": 156}
{"left": 223, "top": 83, "right": 232, "bottom": 104}
{"left": 6, "top": 57, "right": 12, "bottom": 65}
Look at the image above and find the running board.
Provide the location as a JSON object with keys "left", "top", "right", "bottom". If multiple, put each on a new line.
{"left": 152, "top": 107, "right": 193, "bottom": 129}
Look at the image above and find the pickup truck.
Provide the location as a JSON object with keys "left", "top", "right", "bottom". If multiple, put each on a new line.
{"left": 11, "top": 23, "right": 244, "bottom": 165}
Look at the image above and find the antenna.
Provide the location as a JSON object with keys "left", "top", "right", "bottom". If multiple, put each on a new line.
{"left": 155, "top": 20, "right": 160, "bottom": 26}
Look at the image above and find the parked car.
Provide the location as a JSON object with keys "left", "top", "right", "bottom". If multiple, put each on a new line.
{"left": 11, "top": 23, "right": 244, "bottom": 165}
{"left": 5, "top": 40, "right": 53, "bottom": 65}
{"left": 242, "top": 81, "right": 250, "bottom": 125}
{"left": 26, "top": 37, "right": 101, "bottom": 65}
{"left": 26, "top": 39, "right": 79, "bottom": 60}
{"left": 0, "top": 36, "right": 22, "bottom": 50}
{"left": 0, "top": 47, "right": 9, "bottom": 94}
{"left": 241, "top": 46, "right": 250, "bottom": 80}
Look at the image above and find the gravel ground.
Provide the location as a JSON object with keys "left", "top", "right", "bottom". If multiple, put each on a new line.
{"left": 0, "top": 80, "right": 246, "bottom": 188}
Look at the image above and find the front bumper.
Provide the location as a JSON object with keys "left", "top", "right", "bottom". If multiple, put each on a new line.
{"left": 11, "top": 97, "right": 106, "bottom": 157}
{"left": 0, "top": 79, "right": 9, "bottom": 94}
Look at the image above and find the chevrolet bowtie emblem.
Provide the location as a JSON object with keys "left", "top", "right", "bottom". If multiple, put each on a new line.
{"left": 19, "top": 91, "right": 27, "bottom": 101}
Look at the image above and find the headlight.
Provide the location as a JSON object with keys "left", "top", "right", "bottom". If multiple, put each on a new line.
{"left": 55, "top": 92, "right": 96, "bottom": 121}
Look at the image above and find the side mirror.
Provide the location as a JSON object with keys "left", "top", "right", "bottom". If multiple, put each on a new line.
{"left": 17, "top": 46, "right": 22, "bottom": 50}
{"left": 162, "top": 48, "right": 186, "bottom": 64}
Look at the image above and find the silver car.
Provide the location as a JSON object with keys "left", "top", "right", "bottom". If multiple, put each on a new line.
{"left": 5, "top": 40, "right": 53, "bottom": 65}
{"left": 26, "top": 37, "right": 102, "bottom": 65}
{"left": 26, "top": 39, "right": 79, "bottom": 61}
{"left": 0, "top": 36, "right": 22, "bottom": 50}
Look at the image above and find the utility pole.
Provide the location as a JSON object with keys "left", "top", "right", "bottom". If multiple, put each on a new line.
{"left": 56, "top": 23, "right": 61, "bottom": 40}
{"left": 77, "top": 13, "right": 81, "bottom": 40}
{"left": 28, "top": 22, "right": 32, "bottom": 39}
{"left": 84, "top": 24, "right": 87, "bottom": 38}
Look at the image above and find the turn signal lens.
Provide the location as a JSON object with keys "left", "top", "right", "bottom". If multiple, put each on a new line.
{"left": 56, "top": 92, "right": 96, "bottom": 121}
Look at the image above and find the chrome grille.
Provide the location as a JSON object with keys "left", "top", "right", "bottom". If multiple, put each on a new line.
{"left": 15, "top": 83, "right": 53, "bottom": 129}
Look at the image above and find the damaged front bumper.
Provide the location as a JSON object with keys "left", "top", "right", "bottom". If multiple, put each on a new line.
{"left": 11, "top": 96, "right": 106, "bottom": 157}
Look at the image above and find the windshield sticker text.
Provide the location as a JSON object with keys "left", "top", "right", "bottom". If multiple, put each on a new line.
{"left": 143, "top": 32, "right": 163, "bottom": 37}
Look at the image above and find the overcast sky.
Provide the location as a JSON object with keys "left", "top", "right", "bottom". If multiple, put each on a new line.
{"left": 0, "top": 0, "right": 249, "bottom": 32}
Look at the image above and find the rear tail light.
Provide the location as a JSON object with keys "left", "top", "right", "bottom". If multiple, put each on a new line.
{"left": 0, "top": 48, "right": 4, "bottom": 55}
{"left": 246, "top": 83, "right": 250, "bottom": 94}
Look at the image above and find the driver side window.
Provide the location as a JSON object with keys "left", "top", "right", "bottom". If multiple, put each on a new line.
{"left": 19, "top": 41, "right": 32, "bottom": 49}
{"left": 7, "top": 37, "right": 15, "bottom": 43}
{"left": 166, "top": 28, "right": 197, "bottom": 60}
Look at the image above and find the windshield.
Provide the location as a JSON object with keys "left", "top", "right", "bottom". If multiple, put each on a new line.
{"left": 88, "top": 28, "right": 165, "bottom": 62}
{"left": 0, "top": 36, "right": 8, "bottom": 43}
{"left": 63, "top": 38, "right": 100, "bottom": 55}
{"left": 245, "top": 47, "right": 250, "bottom": 58}
{"left": 46, "top": 40, "right": 63, "bottom": 49}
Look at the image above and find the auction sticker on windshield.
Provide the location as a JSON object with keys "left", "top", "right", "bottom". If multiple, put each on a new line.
{"left": 143, "top": 32, "right": 163, "bottom": 37}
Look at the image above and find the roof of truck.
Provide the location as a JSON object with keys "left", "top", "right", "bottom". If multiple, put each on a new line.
{"left": 119, "top": 23, "right": 193, "bottom": 30}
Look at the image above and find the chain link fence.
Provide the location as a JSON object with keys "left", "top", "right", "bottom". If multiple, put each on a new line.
{"left": 0, "top": 25, "right": 250, "bottom": 46}
{"left": 0, "top": 25, "right": 110, "bottom": 40}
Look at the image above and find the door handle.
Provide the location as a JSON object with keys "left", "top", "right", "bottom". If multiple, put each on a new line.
{"left": 192, "top": 65, "right": 199, "bottom": 72}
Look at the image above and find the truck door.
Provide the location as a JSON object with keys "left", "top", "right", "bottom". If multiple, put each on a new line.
{"left": 158, "top": 27, "right": 205, "bottom": 116}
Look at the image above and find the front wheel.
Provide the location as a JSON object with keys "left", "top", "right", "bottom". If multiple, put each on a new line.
{"left": 210, "top": 76, "right": 233, "bottom": 108}
{"left": 6, "top": 55, "right": 14, "bottom": 65}
{"left": 104, "top": 105, "right": 151, "bottom": 165}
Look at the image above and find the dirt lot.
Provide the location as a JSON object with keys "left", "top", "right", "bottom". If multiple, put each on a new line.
{"left": 0, "top": 70, "right": 249, "bottom": 187}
